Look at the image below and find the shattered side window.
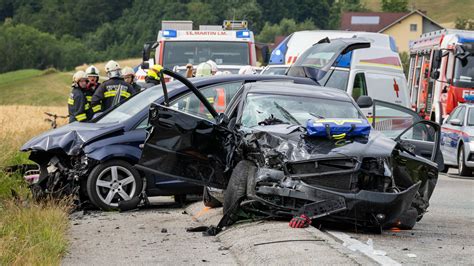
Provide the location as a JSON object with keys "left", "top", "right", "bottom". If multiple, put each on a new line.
{"left": 170, "top": 82, "right": 242, "bottom": 120}
{"left": 241, "top": 93, "right": 362, "bottom": 127}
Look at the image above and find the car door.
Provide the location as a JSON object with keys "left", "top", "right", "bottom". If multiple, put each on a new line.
{"left": 372, "top": 100, "right": 442, "bottom": 168}
{"left": 440, "top": 106, "right": 463, "bottom": 165}
{"left": 136, "top": 70, "right": 240, "bottom": 189}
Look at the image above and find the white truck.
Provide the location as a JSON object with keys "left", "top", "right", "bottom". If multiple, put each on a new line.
{"left": 138, "top": 20, "right": 258, "bottom": 82}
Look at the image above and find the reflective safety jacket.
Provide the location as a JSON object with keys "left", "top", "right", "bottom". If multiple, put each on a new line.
{"left": 85, "top": 82, "right": 100, "bottom": 103}
{"left": 91, "top": 78, "right": 137, "bottom": 113}
{"left": 68, "top": 86, "right": 92, "bottom": 123}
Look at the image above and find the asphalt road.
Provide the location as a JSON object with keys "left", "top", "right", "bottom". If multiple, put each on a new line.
{"left": 328, "top": 171, "right": 474, "bottom": 265}
{"left": 63, "top": 171, "right": 474, "bottom": 265}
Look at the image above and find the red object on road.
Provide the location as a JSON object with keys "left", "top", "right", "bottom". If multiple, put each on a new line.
{"left": 289, "top": 214, "right": 312, "bottom": 228}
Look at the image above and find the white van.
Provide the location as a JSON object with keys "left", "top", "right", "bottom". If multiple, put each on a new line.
{"left": 272, "top": 31, "right": 410, "bottom": 108}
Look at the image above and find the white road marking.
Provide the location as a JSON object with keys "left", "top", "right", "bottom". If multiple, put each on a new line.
{"left": 326, "top": 230, "right": 401, "bottom": 266}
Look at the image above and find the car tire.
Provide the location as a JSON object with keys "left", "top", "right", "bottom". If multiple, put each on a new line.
{"left": 440, "top": 165, "right": 449, "bottom": 173}
{"left": 458, "top": 145, "right": 472, "bottom": 176}
{"left": 203, "top": 187, "right": 222, "bottom": 208}
{"left": 396, "top": 207, "right": 418, "bottom": 230}
{"left": 223, "top": 160, "right": 256, "bottom": 215}
{"left": 86, "top": 160, "right": 143, "bottom": 211}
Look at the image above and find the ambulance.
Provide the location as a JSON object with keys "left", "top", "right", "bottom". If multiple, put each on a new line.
{"left": 407, "top": 29, "right": 474, "bottom": 123}
{"left": 138, "top": 20, "right": 257, "bottom": 82}
{"left": 279, "top": 30, "right": 410, "bottom": 108}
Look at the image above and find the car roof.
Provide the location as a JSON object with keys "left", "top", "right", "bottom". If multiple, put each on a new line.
{"left": 245, "top": 82, "right": 352, "bottom": 102}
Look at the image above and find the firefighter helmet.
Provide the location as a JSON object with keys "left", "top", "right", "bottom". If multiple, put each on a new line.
{"left": 86, "top": 65, "right": 100, "bottom": 77}
{"left": 195, "top": 62, "right": 212, "bottom": 77}
{"left": 122, "top": 67, "right": 135, "bottom": 77}
{"left": 72, "top": 70, "right": 87, "bottom": 84}
{"left": 105, "top": 60, "right": 121, "bottom": 78}
{"left": 206, "top": 60, "right": 218, "bottom": 73}
{"left": 147, "top": 64, "right": 163, "bottom": 80}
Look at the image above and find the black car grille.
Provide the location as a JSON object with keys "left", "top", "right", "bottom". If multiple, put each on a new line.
{"left": 285, "top": 158, "right": 359, "bottom": 190}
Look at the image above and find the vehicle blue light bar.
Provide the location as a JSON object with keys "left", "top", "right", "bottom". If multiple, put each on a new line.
{"left": 162, "top": 29, "right": 177, "bottom": 38}
{"left": 458, "top": 36, "right": 474, "bottom": 44}
{"left": 236, "top": 30, "right": 251, "bottom": 38}
{"left": 336, "top": 51, "right": 352, "bottom": 68}
{"left": 269, "top": 35, "right": 291, "bottom": 65}
{"left": 464, "top": 95, "right": 474, "bottom": 102}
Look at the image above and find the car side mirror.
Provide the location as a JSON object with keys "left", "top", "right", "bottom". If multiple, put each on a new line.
{"left": 357, "top": 96, "right": 373, "bottom": 108}
{"left": 449, "top": 118, "right": 462, "bottom": 126}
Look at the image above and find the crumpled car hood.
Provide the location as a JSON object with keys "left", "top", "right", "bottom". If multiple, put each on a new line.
{"left": 21, "top": 122, "right": 124, "bottom": 155}
{"left": 244, "top": 124, "right": 396, "bottom": 161}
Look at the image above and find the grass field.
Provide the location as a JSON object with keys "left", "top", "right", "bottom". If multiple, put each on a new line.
{"left": 0, "top": 104, "right": 69, "bottom": 265}
{"left": 362, "top": 0, "right": 474, "bottom": 25}
{"left": 0, "top": 58, "right": 137, "bottom": 265}
{"left": 0, "top": 69, "right": 71, "bottom": 106}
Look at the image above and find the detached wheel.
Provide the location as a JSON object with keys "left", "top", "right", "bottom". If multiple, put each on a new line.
{"left": 458, "top": 145, "right": 472, "bottom": 176}
{"left": 86, "top": 160, "right": 143, "bottom": 211}
{"left": 223, "top": 160, "right": 255, "bottom": 214}
{"left": 203, "top": 187, "right": 222, "bottom": 208}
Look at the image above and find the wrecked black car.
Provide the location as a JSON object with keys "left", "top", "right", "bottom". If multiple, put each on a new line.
{"left": 137, "top": 70, "right": 441, "bottom": 230}
{"left": 20, "top": 73, "right": 317, "bottom": 210}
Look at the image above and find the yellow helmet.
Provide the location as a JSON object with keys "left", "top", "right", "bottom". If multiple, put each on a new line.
{"left": 147, "top": 64, "right": 163, "bottom": 80}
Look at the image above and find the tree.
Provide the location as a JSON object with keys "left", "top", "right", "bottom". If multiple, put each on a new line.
{"left": 455, "top": 17, "right": 474, "bottom": 30}
{"left": 381, "top": 0, "right": 408, "bottom": 12}
{"left": 256, "top": 18, "right": 316, "bottom": 43}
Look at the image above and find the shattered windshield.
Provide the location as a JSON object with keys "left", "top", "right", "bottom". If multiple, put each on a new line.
{"left": 241, "top": 93, "right": 363, "bottom": 128}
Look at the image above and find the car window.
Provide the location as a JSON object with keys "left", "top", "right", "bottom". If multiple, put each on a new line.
{"left": 95, "top": 82, "right": 180, "bottom": 124}
{"left": 400, "top": 122, "right": 436, "bottom": 142}
{"left": 351, "top": 73, "right": 367, "bottom": 101}
{"left": 319, "top": 69, "right": 349, "bottom": 91}
{"left": 241, "top": 93, "right": 363, "bottom": 128}
{"left": 457, "top": 106, "right": 466, "bottom": 124}
{"left": 372, "top": 100, "right": 421, "bottom": 138}
{"left": 468, "top": 108, "right": 474, "bottom": 126}
{"left": 170, "top": 81, "right": 243, "bottom": 120}
{"left": 446, "top": 106, "right": 461, "bottom": 123}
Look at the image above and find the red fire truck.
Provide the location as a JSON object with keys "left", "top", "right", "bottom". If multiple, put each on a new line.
{"left": 408, "top": 29, "right": 474, "bottom": 123}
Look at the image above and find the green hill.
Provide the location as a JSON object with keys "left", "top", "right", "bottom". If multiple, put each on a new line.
{"left": 362, "top": 0, "right": 473, "bottom": 26}
{"left": 0, "top": 69, "right": 71, "bottom": 106}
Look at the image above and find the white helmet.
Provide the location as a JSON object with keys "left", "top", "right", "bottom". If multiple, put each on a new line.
{"left": 195, "top": 62, "right": 212, "bottom": 77}
{"left": 85, "top": 65, "right": 100, "bottom": 77}
{"left": 105, "top": 60, "right": 121, "bottom": 78}
{"left": 238, "top": 65, "right": 256, "bottom": 75}
{"left": 206, "top": 60, "right": 218, "bottom": 73}
{"left": 72, "top": 70, "right": 87, "bottom": 84}
{"left": 122, "top": 66, "right": 135, "bottom": 77}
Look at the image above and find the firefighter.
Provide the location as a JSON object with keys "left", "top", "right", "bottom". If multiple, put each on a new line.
{"left": 68, "top": 71, "right": 92, "bottom": 123}
{"left": 91, "top": 60, "right": 137, "bottom": 114}
{"left": 143, "top": 64, "right": 163, "bottom": 89}
{"left": 85, "top": 65, "right": 100, "bottom": 104}
{"left": 122, "top": 66, "right": 142, "bottom": 92}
